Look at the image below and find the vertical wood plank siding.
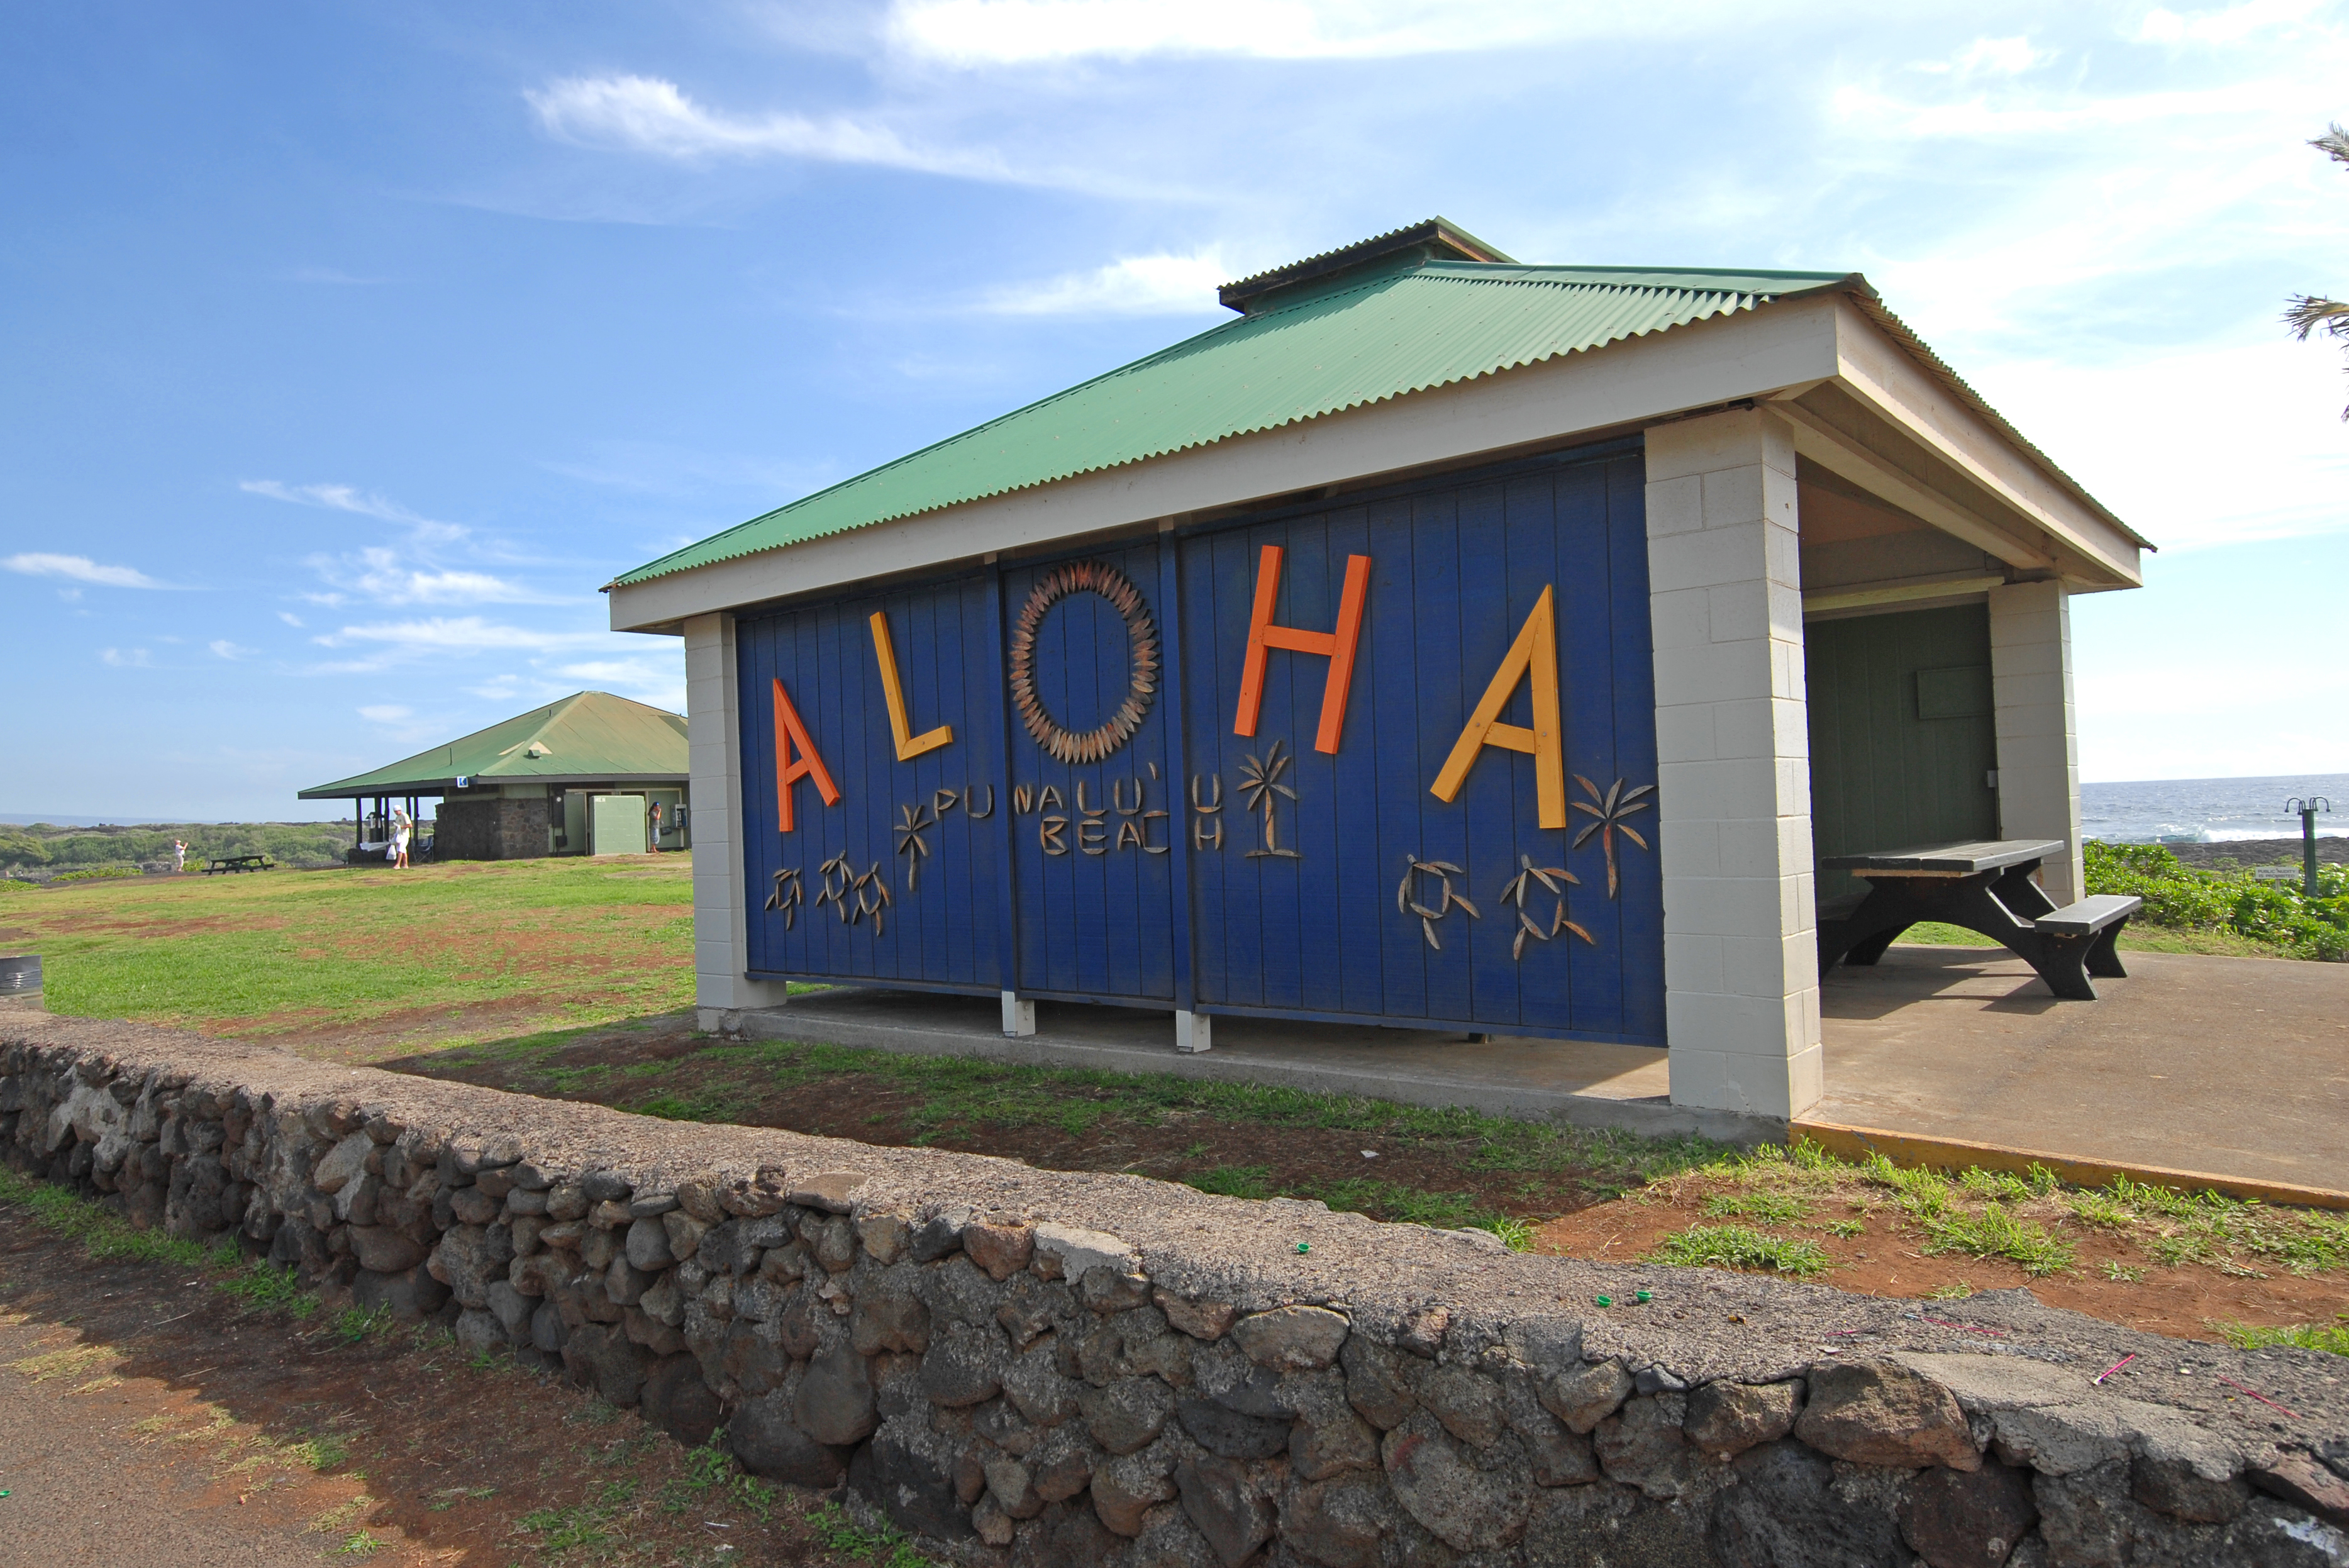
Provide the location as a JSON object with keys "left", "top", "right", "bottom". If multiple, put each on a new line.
{"left": 734, "top": 442, "right": 1663, "bottom": 1043}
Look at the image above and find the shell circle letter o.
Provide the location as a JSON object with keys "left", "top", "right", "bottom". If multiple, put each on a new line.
{"left": 1006, "top": 560, "right": 1161, "bottom": 766}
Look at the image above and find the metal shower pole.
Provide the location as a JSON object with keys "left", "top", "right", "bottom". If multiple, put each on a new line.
{"left": 2284, "top": 796, "right": 2332, "bottom": 899}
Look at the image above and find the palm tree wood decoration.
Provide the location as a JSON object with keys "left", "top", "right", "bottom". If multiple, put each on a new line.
{"left": 894, "top": 802, "right": 934, "bottom": 891}
{"left": 1499, "top": 854, "right": 1594, "bottom": 960}
{"left": 2286, "top": 124, "right": 2349, "bottom": 419}
{"left": 1571, "top": 776, "right": 1654, "bottom": 898}
{"left": 1236, "top": 738, "right": 1302, "bottom": 859}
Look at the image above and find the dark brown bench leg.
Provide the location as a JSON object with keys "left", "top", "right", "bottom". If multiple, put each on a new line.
{"left": 2086, "top": 917, "right": 2130, "bottom": 979}
{"left": 2023, "top": 933, "right": 2098, "bottom": 1000}
{"left": 1843, "top": 925, "right": 1908, "bottom": 967}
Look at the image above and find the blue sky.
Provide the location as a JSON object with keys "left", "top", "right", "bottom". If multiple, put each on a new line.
{"left": 4, "top": 0, "right": 2346, "bottom": 821}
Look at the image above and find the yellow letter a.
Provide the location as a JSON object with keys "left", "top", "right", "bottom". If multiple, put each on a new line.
{"left": 1428, "top": 586, "right": 1566, "bottom": 829}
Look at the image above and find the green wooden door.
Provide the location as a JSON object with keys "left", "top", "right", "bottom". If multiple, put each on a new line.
{"left": 1805, "top": 604, "right": 1999, "bottom": 906}
{"left": 589, "top": 793, "right": 647, "bottom": 857}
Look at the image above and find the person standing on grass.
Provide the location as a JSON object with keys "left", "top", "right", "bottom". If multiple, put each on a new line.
{"left": 170, "top": 838, "right": 187, "bottom": 873}
{"left": 391, "top": 808, "right": 412, "bottom": 870}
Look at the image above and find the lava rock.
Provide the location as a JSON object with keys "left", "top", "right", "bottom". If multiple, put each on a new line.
{"left": 1796, "top": 1359, "right": 1980, "bottom": 1472}
{"left": 1684, "top": 1377, "right": 1804, "bottom": 1460}
{"left": 1229, "top": 1304, "right": 1348, "bottom": 1371}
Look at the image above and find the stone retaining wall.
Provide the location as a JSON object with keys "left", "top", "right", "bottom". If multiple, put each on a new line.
{"left": 3, "top": 1013, "right": 2344, "bottom": 1568}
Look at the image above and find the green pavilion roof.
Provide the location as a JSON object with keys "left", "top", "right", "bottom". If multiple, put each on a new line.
{"left": 298, "top": 691, "right": 687, "bottom": 799}
{"left": 611, "top": 221, "right": 2130, "bottom": 589}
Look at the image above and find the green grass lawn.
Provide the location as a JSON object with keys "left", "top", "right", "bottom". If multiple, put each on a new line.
{"left": 0, "top": 855, "right": 694, "bottom": 1052}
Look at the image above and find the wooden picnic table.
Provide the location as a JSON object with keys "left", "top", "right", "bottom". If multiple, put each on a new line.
{"left": 1817, "top": 838, "right": 2141, "bottom": 1000}
{"left": 202, "top": 854, "right": 274, "bottom": 876}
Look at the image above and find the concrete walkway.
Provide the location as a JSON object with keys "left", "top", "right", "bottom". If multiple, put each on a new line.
{"left": 1807, "top": 943, "right": 2349, "bottom": 1198}
{"left": 730, "top": 945, "right": 2349, "bottom": 1196}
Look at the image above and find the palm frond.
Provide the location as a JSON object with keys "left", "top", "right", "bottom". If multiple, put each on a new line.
{"left": 2284, "top": 295, "right": 2349, "bottom": 342}
{"left": 2314, "top": 123, "right": 2349, "bottom": 166}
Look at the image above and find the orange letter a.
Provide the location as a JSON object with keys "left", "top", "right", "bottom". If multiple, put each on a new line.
{"left": 1428, "top": 586, "right": 1567, "bottom": 829}
{"left": 1233, "top": 545, "right": 1372, "bottom": 755}
{"left": 772, "top": 677, "right": 841, "bottom": 832}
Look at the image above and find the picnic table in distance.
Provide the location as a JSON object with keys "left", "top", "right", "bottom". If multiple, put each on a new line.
{"left": 1816, "top": 838, "right": 2141, "bottom": 1001}
{"left": 203, "top": 854, "right": 274, "bottom": 876}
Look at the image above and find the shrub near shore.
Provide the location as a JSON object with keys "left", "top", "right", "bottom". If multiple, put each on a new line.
{"left": 2085, "top": 841, "right": 2349, "bottom": 960}
{"left": 0, "top": 820, "right": 354, "bottom": 879}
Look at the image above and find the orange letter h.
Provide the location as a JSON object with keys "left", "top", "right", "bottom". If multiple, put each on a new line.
{"left": 1233, "top": 545, "right": 1371, "bottom": 755}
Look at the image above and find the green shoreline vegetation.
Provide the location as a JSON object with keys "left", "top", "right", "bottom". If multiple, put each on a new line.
{"left": 1, "top": 820, "right": 357, "bottom": 878}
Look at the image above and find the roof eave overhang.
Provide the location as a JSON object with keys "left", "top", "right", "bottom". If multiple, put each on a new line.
{"left": 1788, "top": 294, "right": 2144, "bottom": 591}
{"left": 608, "top": 287, "right": 2141, "bottom": 631}
{"left": 296, "top": 772, "right": 692, "bottom": 799}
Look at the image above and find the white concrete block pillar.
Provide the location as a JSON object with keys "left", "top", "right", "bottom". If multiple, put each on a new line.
{"left": 686, "top": 612, "right": 792, "bottom": 1028}
{"left": 1175, "top": 1010, "right": 1213, "bottom": 1054}
{"left": 1989, "top": 582, "right": 2082, "bottom": 904}
{"left": 1001, "top": 991, "right": 1036, "bottom": 1037}
{"left": 1644, "top": 408, "right": 1823, "bottom": 1122}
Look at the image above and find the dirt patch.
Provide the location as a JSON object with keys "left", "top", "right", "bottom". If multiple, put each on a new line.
{"left": 392, "top": 1025, "right": 1630, "bottom": 1230}
{"left": 213, "top": 997, "right": 591, "bottom": 1065}
{"left": 0, "top": 1207, "right": 899, "bottom": 1566}
{"left": 1532, "top": 1194, "right": 2349, "bottom": 1345}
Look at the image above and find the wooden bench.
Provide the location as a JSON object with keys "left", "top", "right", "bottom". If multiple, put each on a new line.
{"left": 203, "top": 855, "right": 274, "bottom": 875}
{"left": 2025, "top": 893, "right": 2141, "bottom": 999}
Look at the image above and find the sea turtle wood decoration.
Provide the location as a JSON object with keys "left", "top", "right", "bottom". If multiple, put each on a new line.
{"left": 1006, "top": 560, "right": 1161, "bottom": 766}
{"left": 1499, "top": 854, "right": 1593, "bottom": 959}
{"left": 1397, "top": 856, "right": 1479, "bottom": 949}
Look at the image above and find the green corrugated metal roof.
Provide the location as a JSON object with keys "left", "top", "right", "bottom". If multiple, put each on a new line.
{"left": 611, "top": 243, "right": 2141, "bottom": 591}
{"left": 610, "top": 259, "right": 1858, "bottom": 589}
{"left": 297, "top": 691, "right": 687, "bottom": 798}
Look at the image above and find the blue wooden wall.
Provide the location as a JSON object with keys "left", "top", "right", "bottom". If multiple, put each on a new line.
{"left": 734, "top": 441, "right": 1663, "bottom": 1045}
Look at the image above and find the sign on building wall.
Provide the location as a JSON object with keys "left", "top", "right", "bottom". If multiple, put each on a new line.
{"left": 735, "top": 442, "right": 1663, "bottom": 1044}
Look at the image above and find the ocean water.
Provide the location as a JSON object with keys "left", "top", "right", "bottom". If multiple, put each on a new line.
{"left": 2081, "top": 774, "right": 2349, "bottom": 844}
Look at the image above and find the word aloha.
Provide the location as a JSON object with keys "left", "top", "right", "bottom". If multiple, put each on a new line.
{"left": 770, "top": 550, "right": 1584, "bottom": 833}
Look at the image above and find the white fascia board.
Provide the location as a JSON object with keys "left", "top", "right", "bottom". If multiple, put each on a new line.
{"left": 1822, "top": 299, "right": 2145, "bottom": 587}
{"left": 608, "top": 297, "right": 1850, "bottom": 633}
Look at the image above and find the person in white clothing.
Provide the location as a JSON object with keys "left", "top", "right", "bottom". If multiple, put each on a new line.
{"left": 170, "top": 839, "right": 187, "bottom": 873}
{"left": 391, "top": 808, "right": 412, "bottom": 870}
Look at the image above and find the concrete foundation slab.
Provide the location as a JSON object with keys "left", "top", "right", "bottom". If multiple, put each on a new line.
{"left": 1811, "top": 944, "right": 2349, "bottom": 1199}
{"left": 708, "top": 945, "right": 2349, "bottom": 1205}
{"left": 711, "top": 987, "right": 1784, "bottom": 1142}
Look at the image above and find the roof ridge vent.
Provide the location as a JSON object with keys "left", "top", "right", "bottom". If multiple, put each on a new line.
{"left": 1219, "top": 217, "right": 1513, "bottom": 314}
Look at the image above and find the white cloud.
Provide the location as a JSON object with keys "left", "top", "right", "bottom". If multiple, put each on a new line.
{"left": 358, "top": 704, "right": 414, "bottom": 723}
{"left": 313, "top": 616, "right": 618, "bottom": 655}
{"left": 882, "top": 0, "right": 1696, "bottom": 64}
{"left": 1831, "top": 78, "right": 2269, "bottom": 140}
{"left": 979, "top": 250, "right": 1230, "bottom": 316}
{"left": 1963, "top": 335, "right": 2349, "bottom": 550}
{"left": 1953, "top": 36, "right": 2045, "bottom": 76}
{"left": 3, "top": 553, "right": 168, "bottom": 589}
{"left": 277, "top": 611, "right": 304, "bottom": 627}
{"left": 240, "top": 480, "right": 464, "bottom": 544}
{"left": 2140, "top": 0, "right": 2321, "bottom": 45}
{"left": 306, "top": 547, "right": 563, "bottom": 607}
{"left": 525, "top": 74, "right": 1016, "bottom": 182}
{"left": 555, "top": 657, "right": 687, "bottom": 710}
{"left": 208, "top": 640, "right": 258, "bottom": 660}
{"left": 99, "top": 648, "right": 152, "bottom": 668}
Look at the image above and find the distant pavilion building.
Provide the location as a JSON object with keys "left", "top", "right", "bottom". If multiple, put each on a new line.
{"left": 298, "top": 691, "right": 692, "bottom": 860}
